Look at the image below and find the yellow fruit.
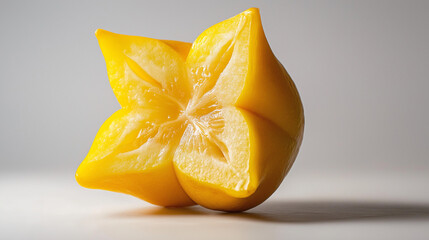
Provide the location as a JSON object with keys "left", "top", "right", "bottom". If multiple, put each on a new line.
{"left": 76, "top": 8, "right": 304, "bottom": 212}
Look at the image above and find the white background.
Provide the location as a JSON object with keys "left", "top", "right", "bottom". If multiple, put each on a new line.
{"left": 1, "top": 1, "right": 428, "bottom": 239}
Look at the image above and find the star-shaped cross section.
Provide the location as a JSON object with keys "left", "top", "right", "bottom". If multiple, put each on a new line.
{"left": 76, "top": 8, "right": 304, "bottom": 211}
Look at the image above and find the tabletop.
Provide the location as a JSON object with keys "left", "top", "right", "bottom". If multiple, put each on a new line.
{"left": 1, "top": 169, "right": 428, "bottom": 240}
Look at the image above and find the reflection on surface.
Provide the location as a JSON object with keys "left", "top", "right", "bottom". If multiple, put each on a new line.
{"left": 112, "top": 199, "right": 429, "bottom": 223}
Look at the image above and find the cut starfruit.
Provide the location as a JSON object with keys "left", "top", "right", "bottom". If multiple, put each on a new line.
{"left": 76, "top": 8, "right": 304, "bottom": 212}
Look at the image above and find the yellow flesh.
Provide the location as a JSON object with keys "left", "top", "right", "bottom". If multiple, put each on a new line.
{"left": 76, "top": 8, "right": 304, "bottom": 211}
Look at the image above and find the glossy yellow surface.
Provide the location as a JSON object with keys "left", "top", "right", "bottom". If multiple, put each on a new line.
{"left": 76, "top": 8, "right": 304, "bottom": 211}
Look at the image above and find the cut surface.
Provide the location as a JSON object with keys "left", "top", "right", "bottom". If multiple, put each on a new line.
{"left": 78, "top": 10, "right": 258, "bottom": 196}
{"left": 75, "top": 108, "right": 193, "bottom": 206}
{"left": 174, "top": 107, "right": 256, "bottom": 198}
{"left": 95, "top": 29, "right": 192, "bottom": 110}
{"left": 186, "top": 8, "right": 251, "bottom": 107}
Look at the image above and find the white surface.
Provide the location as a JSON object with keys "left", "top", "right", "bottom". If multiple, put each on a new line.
{"left": 1, "top": 170, "right": 428, "bottom": 240}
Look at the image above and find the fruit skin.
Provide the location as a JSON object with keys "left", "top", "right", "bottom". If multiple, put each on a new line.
{"left": 173, "top": 8, "right": 304, "bottom": 211}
